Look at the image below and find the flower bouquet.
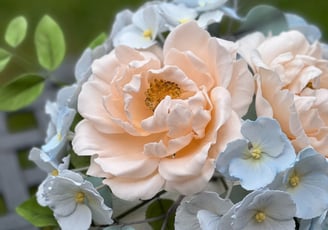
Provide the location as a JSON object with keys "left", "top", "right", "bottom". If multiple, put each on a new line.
{"left": 3, "top": 0, "right": 328, "bottom": 229}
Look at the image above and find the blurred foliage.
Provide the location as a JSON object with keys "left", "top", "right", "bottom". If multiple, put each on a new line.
{"left": 0, "top": 0, "right": 326, "bottom": 85}
{"left": 238, "top": 0, "right": 328, "bottom": 41}
{"left": 0, "top": 0, "right": 145, "bottom": 84}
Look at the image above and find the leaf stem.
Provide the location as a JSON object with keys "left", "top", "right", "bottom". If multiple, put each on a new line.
{"left": 160, "top": 195, "right": 185, "bottom": 230}
{"left": 116, "top": 214, "right": 166, "bottom": 227}
{"left": 114, "top": 191, "right": 167, "bottom": 221}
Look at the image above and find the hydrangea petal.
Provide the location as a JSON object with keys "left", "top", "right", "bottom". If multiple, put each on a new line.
{"left": 197, "top": 210, "right": 221, "bottom": 230}
{"left": 229, "top": 156, "right": 276, "bottom": 190}
{"left": 56, "top": 204, "right": 92, "bottom": 230}
{"left": 175, "top": 191, "right": 233, "bottom": 230}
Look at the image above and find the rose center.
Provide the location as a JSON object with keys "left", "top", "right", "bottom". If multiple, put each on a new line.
{"left": 145, "top": 79, "right": 182, "bottom": 111}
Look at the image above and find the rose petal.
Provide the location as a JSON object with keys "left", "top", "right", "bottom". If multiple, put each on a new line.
{"left": 103, "top": 172, "right": 165, "bottom": 201}
{"left": 73, "top": 120, "right": 161, "bottom": 157}
{"left": 164, "top": 160, "right": 214, "bottom": 195}
{"left": 163, "top": 21, "right": 211, "bottom": 64}
{"left": 95, "top": 154, "right": 159, "bottom": 178}
{"left": 78, "top": 78, "right": 124, "bottom": 134}
{"left": 228, "top": 59, "right": 255, "bottom": 116}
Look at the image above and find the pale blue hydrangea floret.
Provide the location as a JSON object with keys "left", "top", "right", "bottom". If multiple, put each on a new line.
{"left": 299, "top": 211, "right": 328, "bottom": 230}
{"left": 113, "top": 4, "right": 163, "bottom": 49}
{"left": 41, "top": 100, "right": 76, "bottom": 163}
{"left": 173, "top": 0, "right": 227, "bottom": 11}
{"left": 33, "top": 154, "right": 70, "bottom": 206}
{"left": 219, "top": 189, "right": 296, "bottom": 230}
{"left": 29, "top": 148, "right": 70, "bottom": 174}
{"left": 159, "top": 3, "right": 198, "bottom": 30}
{"left": 174, "top": 191, "right": 233, "bottom": 230}
{"left": 173, "top": 0, "right": 227, "bottom": 27}
{"left": 285, "top": 13, "right": 321, "bottom": 43}
{"left": 268, "top": 147, "right": 328, "bottom": 219}
{"left": 216, "top": 117, "right": 296, "bottom": 190}
{"left": 37, "top": 170, "right": 113, "bottom": 230}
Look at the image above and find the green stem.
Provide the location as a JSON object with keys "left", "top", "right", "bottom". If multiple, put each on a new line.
{"left": 114, "top": 191, "right": 167, "bottom": 221}
{"left": 114, "top": 214, "right": 166, "bottom": 227}
{"left": 160, "top": 195, "right": 185, "bottom": 230}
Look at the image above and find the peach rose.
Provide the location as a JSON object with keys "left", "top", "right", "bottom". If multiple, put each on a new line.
{"left": 238, "top": 30, "right": 328, "bottom": 156}
{"left": 72, "top": 21, "right": 254, "bottom": 200}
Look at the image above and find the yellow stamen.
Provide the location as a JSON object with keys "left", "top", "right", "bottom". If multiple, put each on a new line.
{"left": 75, "top": 192, "right": 85, "bottom": 204}
{"left": 254, "top": 211, "right": 266, "bottom": 223}
{"left": 145, "top": 79, "right": 181, "bottom": 111}
{"left": 178, "top": 18, "right": 189, "bottom": 24}
{"left": 289, "top": 174, "right": 300, "bottom": 187}
{"left": 143, "top": 29, "right": 153, "bottom": 40}
{"left": 306, "top": 82, "right": 313, "bottom": 89}
{"left": 51, "top": 169, "right": 59, "bottom": 176}
{"left": 250, "top": 146, "right": 262, "bottom": 160}
{"left": 57, "top": 133, "right": 62, "bottom": 141}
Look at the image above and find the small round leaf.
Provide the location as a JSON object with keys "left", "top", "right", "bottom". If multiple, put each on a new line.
{"left": 34, "top": 15, "right": 66, "bottom": 71}
{"left": 5, "top": 16, "right": 28, "bottom": 47}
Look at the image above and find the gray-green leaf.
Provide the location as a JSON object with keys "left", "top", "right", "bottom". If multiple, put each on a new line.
{"left": 5, "top": 16, "right": 28, "bottom": 47}
{"left": 0, "top": 48, "right": 12, "bottom": 72}
{"left": 237, "top": 5, "right": 288, "bottom": 36}
{"left": 34, "top": 15, "right": 65, "bottom": 71}
{"left": 146, "top": 199, "right": 175, "bottom": 230}
{"left": 16, "top": 196, "right": 58, "bottom": 227}
{"left": 0, "top": 74, "right": 45, "bottom": 111}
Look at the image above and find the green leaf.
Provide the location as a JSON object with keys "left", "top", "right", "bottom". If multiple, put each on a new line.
{"left": 0, "top": 48, "right": 12, "bottom": 72}
{"left": 70, "top": 149, "right": 90, "bottom": 169}
{"left": 88, "top": 32, "right": 107, "bottom": 49}
{"left": 16, "top": 196, "right": 58, "bottom": 227}
{"left": 5, "top": 16, "right": 28, "bottom": 47}
{"left": 146, "top": 199, "right": 175, "bottom": 230}
{"left": 237, "top": 5, "right": 288, "bottom": 36}
{"left": 0, "top": 73, "right": 45, "bottom": 111}
{"left": 34, "top": 15, "right": 65, "bottom": 71}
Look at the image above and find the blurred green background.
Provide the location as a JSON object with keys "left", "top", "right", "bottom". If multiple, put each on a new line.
{"left": 0, "top": 0, "right": 327, "bottom": 84}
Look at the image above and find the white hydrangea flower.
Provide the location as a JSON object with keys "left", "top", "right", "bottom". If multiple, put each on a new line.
{"left": 216, "top": 117, "right": 296, "bottom": 190}
{"left": 220, "top": 189, "right": 296, "bottom": 230}
{"left": 41, "top": 100, "right": 76, "bottom": 163}
{"left": 268, "top": 147, "right": 328, "bottom": 219}
{"left": 29, "top": 148, "right": 70, "bottom": 175}
{"left": 159, "top": 3, "right": 197, "bottom": 30}
{"left": 37, "top": 170, "right": 113, "bottom": 230}
{"left": 173, "top": 0, "right": 227, "bottom": 11}
{"left": 113, "top": 4, "right": 164, "bottom": 48}
{"left": 173, "top": 0, "right": 227, "bottom": 27}
{"left": 175, "top": 191, "right": 233, "bottom": 230}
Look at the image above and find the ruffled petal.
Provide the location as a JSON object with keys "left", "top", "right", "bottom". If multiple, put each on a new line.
{"left": 164, "top": 160, "right": 214, "bottom": 195}
{"left": 94, "top": 154, "right": 159, "bottom": 178}
{"left": 103, "top": 172, "right": 165, "bottom": 201}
